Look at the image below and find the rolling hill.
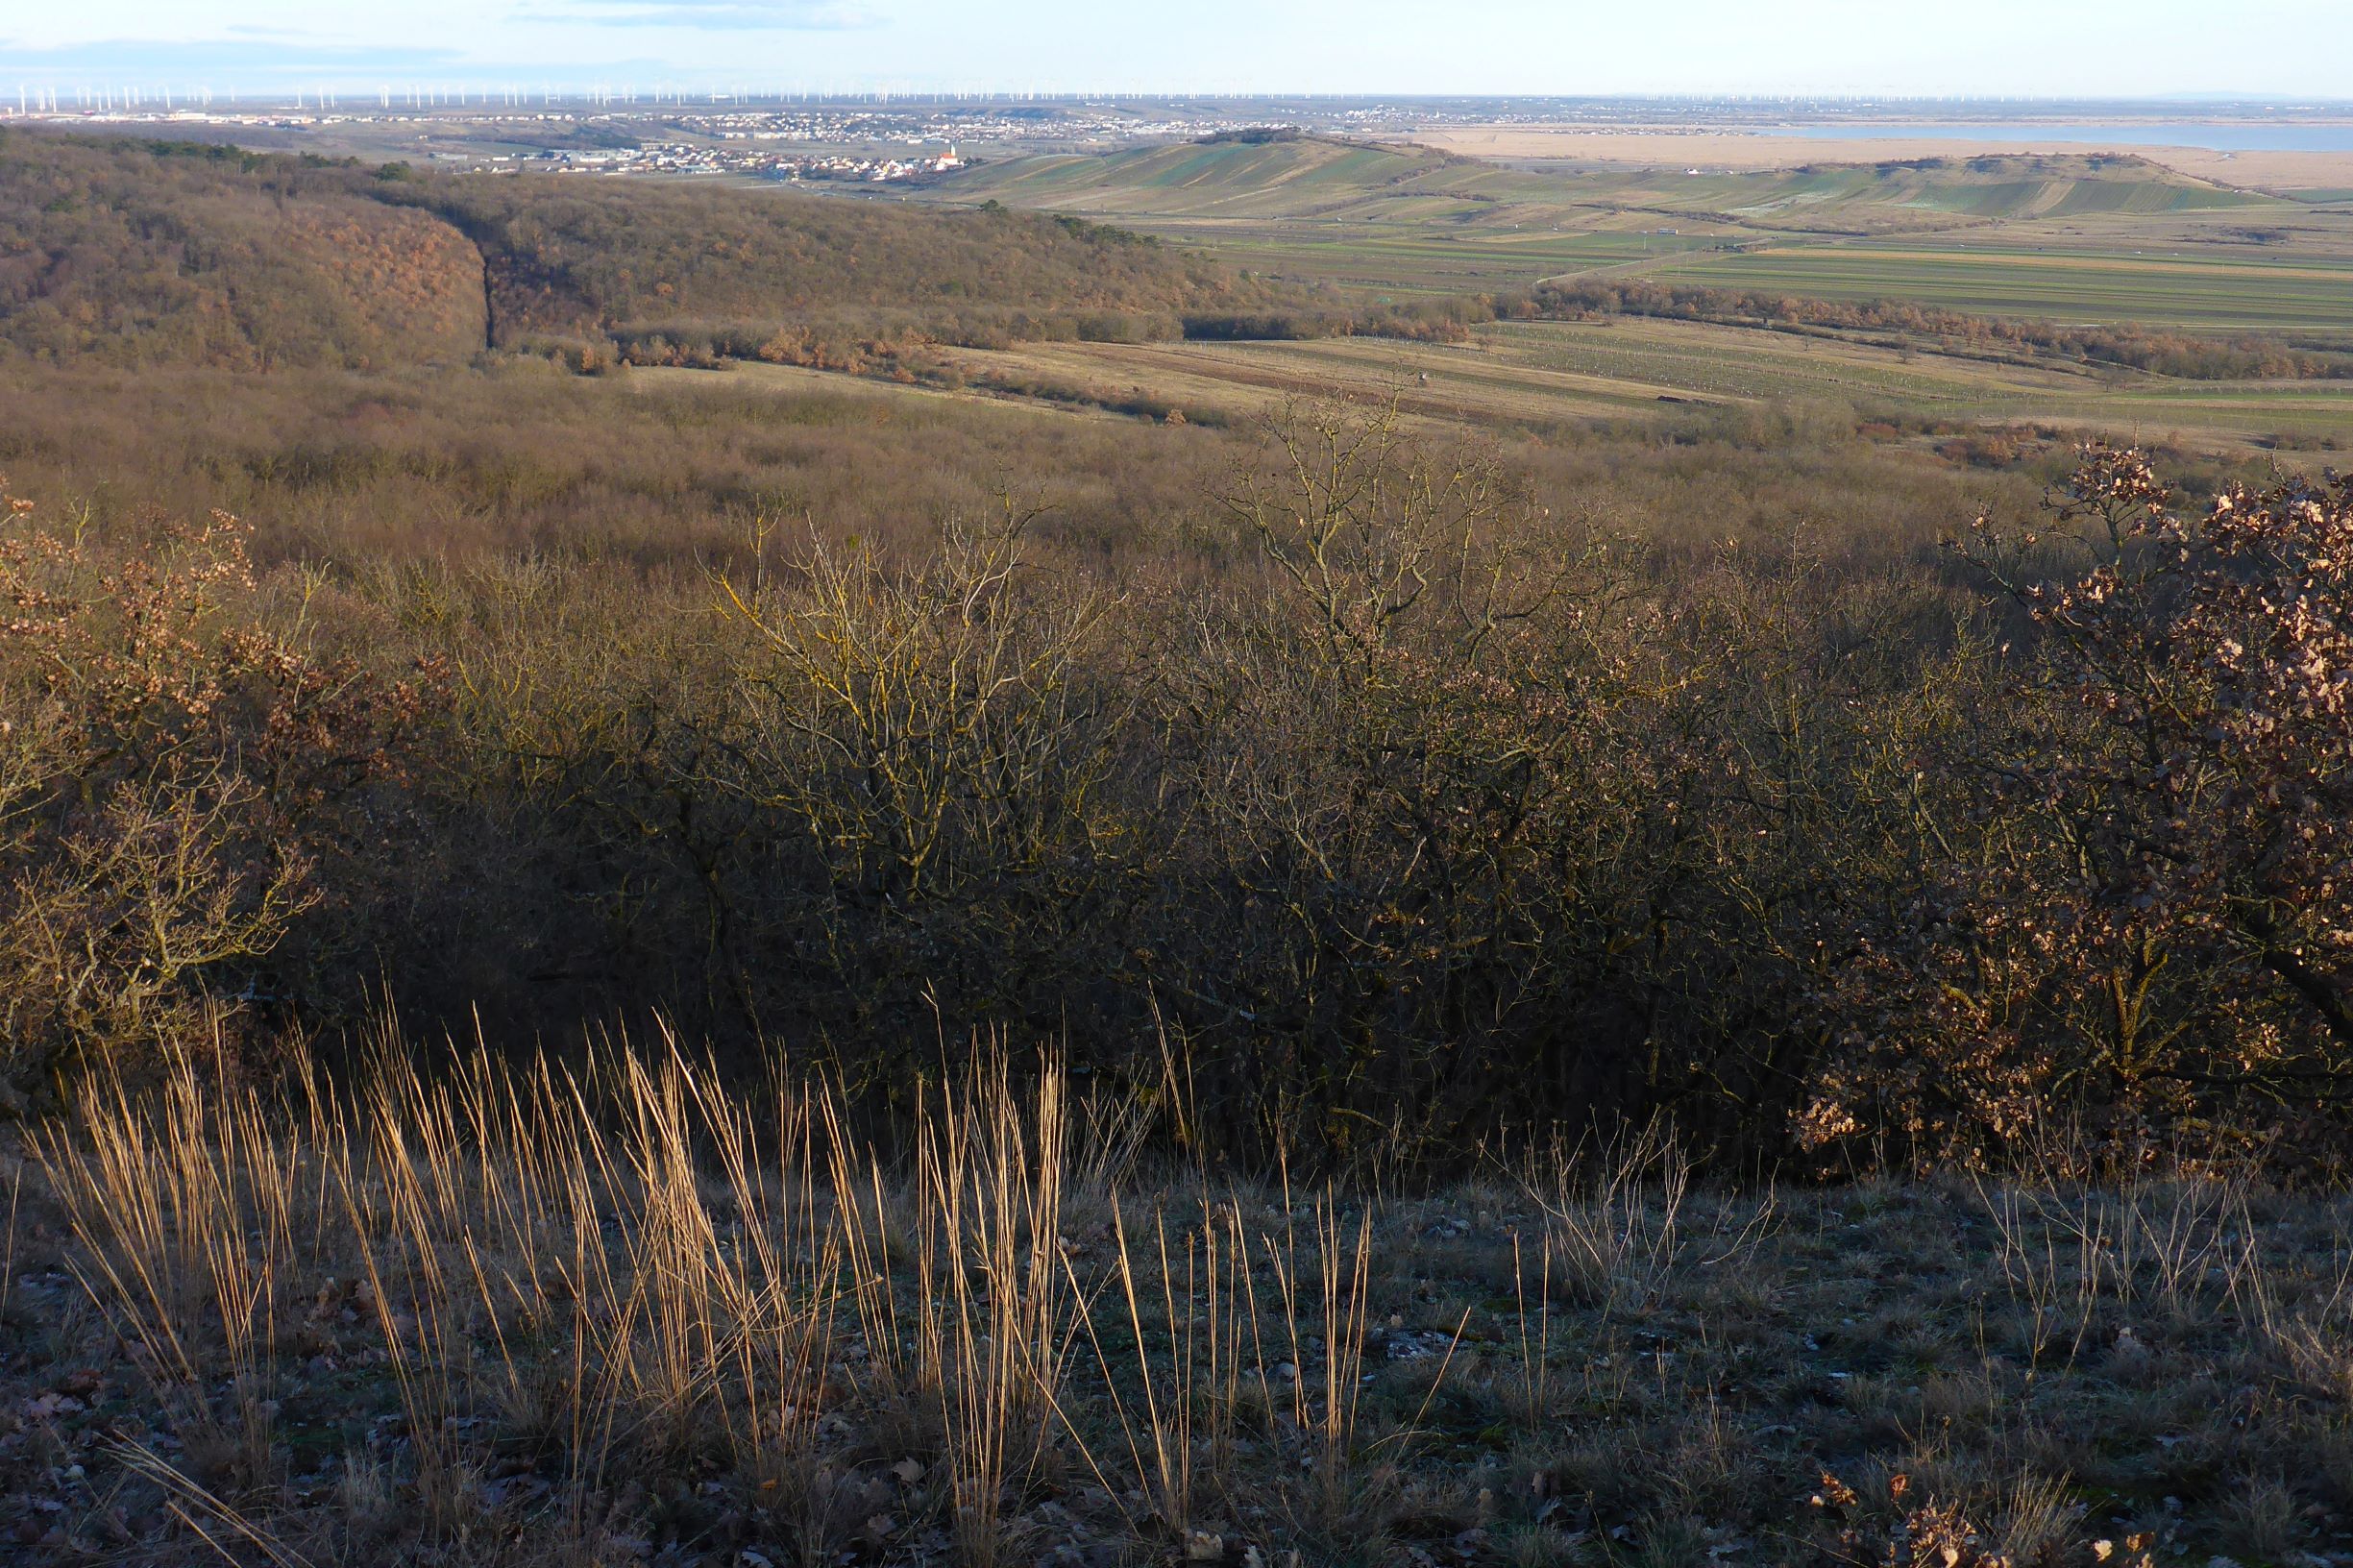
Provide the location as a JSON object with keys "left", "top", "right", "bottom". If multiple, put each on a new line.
{"left": 0, "top": 135, "right": 489, "bottom": 370}
{"left": 939, "top": 135, "right": 2277, "bottom": 236}
{"left": 0, "top": 132, "right": 1306, "bottom": 373}
{"left": 922, "top": 135, "right": 2351, "bottom": 332}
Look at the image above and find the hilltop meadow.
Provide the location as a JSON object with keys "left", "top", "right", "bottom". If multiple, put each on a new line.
{"left": 2, "top": 126, "right": 2352, "bottom": 1567}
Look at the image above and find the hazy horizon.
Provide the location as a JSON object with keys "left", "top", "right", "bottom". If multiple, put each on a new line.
{"left": 7, "top": 0, "right": 2353, "bottom": 100}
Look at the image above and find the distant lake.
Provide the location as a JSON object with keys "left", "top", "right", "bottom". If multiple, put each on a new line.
{"left": 1781, "top": 121, "right": 2353, "bottom": 154}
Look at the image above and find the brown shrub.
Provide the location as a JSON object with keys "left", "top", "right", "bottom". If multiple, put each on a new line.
{"left": 1802, "top": 447, "right": 2353, "bottom": 1168}
{"left": 0, "top": 481, "right": 441, "bottom": 1106}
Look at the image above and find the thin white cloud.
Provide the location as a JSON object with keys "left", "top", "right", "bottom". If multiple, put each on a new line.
{"left": 0, "top": 36, "right": 469, "bottom": 71}
{"left": 519, "top": 0, "right": 879, "bottom": 29}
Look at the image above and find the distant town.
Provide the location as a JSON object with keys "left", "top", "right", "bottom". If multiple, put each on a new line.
{"left": 0, "top": 97, "right": 1316, "bottom": 181}
{"left": 535, "top": 132, "right": 970, "bottom": 184}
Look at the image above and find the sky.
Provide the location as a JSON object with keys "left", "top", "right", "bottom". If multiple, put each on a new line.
{"left": 3, "top": 0, "right": 2351, "bottom": 100}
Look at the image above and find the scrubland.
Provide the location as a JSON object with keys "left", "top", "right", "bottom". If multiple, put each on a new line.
{"left": 4, "top": 348, "right": 2350, "bottom": 1565}
{"left": 6, "top": 128, "right": 2353, "bottom": 1567}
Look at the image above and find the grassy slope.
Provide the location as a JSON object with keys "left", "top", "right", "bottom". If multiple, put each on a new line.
{"left": 946, "top": 138, "right": 2268, "bottom": 234}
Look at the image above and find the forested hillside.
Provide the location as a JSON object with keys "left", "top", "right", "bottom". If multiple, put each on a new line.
{"left": 0, "top": 135, "right": 487, "bottom": 369}
{"left": 383, "top": 176, "right": 1293, "bottom": 365}
{"left": 0, "top": 132, "right": 1304, "bottom": 373}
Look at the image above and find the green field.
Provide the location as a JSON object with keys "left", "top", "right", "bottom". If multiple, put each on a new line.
{"left": 1123, "top": 220, "right": 1726, "bottom": 295}
{"left": 815, "top": 312, "right": 2353, "bottom": 455}
{"left": 1650, "top": 240, "right": 2353, "bottom": 330}
{"left": 923, "top": 135, "right": 2353, "bottom": 340}
{"left": 1487, "top": 317, "right": 2353, "bottom": 441}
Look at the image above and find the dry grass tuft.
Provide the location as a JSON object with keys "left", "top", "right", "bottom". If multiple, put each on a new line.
{"left": 0, "top": 1043, "right": 2347, "bottom": 1564}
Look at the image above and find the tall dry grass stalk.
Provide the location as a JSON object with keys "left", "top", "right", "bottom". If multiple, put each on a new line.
{"left": 908, "top": 1050, "right": 1073, "bottom": 1565}
{"left": 31, "top": 1035, "right": 1458, "bottom": 1561}
{"left": 27, "top": 1048, "right": 2353, "bottom": 1567}
{"left": 28, "top": 1041, "right": 956, "bottom": 1539}
{"left": 37, "top": 1066, "right": 301, "bottom": 1486}
{"left": 1073, "top": 1164, "right": 1402, "bottom": 1539}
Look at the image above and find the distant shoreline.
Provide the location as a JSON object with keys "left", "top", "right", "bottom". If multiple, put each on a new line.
{"left": 1780, "top": 120, "right": 2353, "bottom": 153}
{"left": 1404, "top": 126, "right": 2353, "bottom": 192}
